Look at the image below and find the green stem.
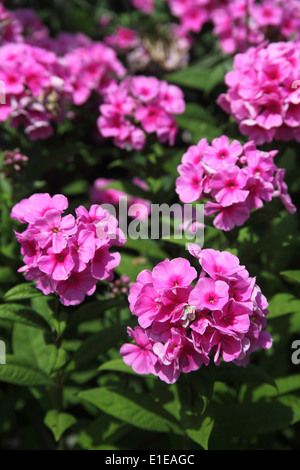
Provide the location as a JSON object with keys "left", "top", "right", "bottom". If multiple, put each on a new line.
{"left": 53, "top": 297, "right": 65, "bottom": 450}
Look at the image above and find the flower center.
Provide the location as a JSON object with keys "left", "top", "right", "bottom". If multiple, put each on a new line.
{"left": 218, "top": 149, "right": 228, "bottom": 159}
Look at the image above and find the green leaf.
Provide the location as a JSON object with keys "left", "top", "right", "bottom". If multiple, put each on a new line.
{"left": 252, "top": 374, "right": 300, "bottom": 401}
{"left": 211, "top": 363, "right": 275, "bottom": 387}
{"left": 12, "top": 323, "right": 53, "bottom": 375}
{"left": 30, "top": 296, "right": 54, "bottom": 330}
{"left": 44, "top": 410, "right": 76, "bottom": 441}
{"left": 62, "top": 179, "right": 88, "bottom": 196}
{"left": 124, "top": 237, "right": 168, "bottom": 260}
{"left": 4, "top": 283, "right": 43, "bottom": 302}
{"left": 177, "top": 374, "right": 214, "bottom": 449}
{"left": 211, "top": 400, "right": 296, "bottom": 438}
{"left": 181, "top": 407, "right": 214, "bottom": 450}
{"left": 276, "top": 394, "right": 300, "bottom": 425}
{"left": 78, "top": 387, "right": 182, "bottom": 434}
{"left": 0, "top": 303, "right": 51, "bottom": 331}
{"left": 66, "top": 321, "right": 129, "bottom": 370}
{"left": 0, "top": 355, "right": 53, "bottom": 386}
{"left": 166, "top": 63, "right": 228, "bottom": 94}
{"left": 76, "top": 415, "right": 129, "bottom": 450}
{"left": 116, "top": 252, "right": 153, "bottom": 280}
{"left": 98, "top": 358, "right": 140, "bottom": 376}
{"left": 280, "top": 270, "right": 300, "bottom": 284}
{"left": 175, "top": 103, "right": 221, "bottom": 142}
{"left": 48, "top": 346, "right": 68, "bottom": 373}
{"left": 65, "top": 297, "right": 126, "bottom": 332}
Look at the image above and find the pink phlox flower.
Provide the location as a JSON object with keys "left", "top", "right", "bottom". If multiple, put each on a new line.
{"left": 120, "top": 326, "right": 157, "bottom": 375}
{"left": 12, "top": 193, "right": 124, "bottom": 306}
{"left": 69, "top": 228, "right": 95, "bottom": 272}
{"left": 176, "top": 162, "right": 203, "bottom": 203}
{"left": 130, "top": 0, "right": 155, "bottom": 15}
{"left": 131, "top": 283, "right": 167, "bottom": 328}
{"left": 161, "top": 285, "right": 194, "bottom": 323}
{"left": 90, "top": 244, "right": 121, "bottom": 281}
{"left": 152, "top": 257, "right": 197, "bottom": 294}
{"left": 206, "top": 327, "right": 243, "bottom": 364}
{"left": 188, "top": 277, "right": 229, "bottom": 311}
{"left": 202, "top": 136, "right": 243, "bottom": 170}
{"left": 37, "top": 246, "right": 75, "bottom": 281}
{"left": 10, "top": 192, "right": 68, "bottom": 224}
{"left": 131, "top": 76, "right": 160, "bottom": 102}
{"left": 181, "top": 138, "right": 209, "bottom": 166}
{"left": 212, "top": 299, "right": 252, "bottom": 334}
{"left": 128, "top": 269, "right": 153, "bottom": 311}
{"left": 34, "top": 209, "right": 77, "bottom": 253}
{"left": 56, "top": 267, "right": 97, "bottom": 306}
{"left": 199, "top": 248, "right": 245, "bottom": 281}
{"left": 210, "top": 166, "right": 249, "bottom": 207}
{"left": 204, "top": 201, "right": 250, "bottom": 231}
{"left": 158, "top": 81, "right": 185, "bottom": 114}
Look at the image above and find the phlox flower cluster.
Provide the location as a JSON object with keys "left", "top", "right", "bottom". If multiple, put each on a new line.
{"left": 0, "top": 43, "right": 73, "bottom": 140}
{"left": 130, "top": 0, "right": 155, "bottom": 15}
{"left": 210, "top": 0, "right": 300, "bottom": 54}
{"left": 131, "top": 0, "right": 300, "bottom": 55}
{"left": 0, "top": 5, "right": 126, "bottom": 139}
{"left": 97, "top": 75, "right": 185, "bottom": 151}
{"left": 0, "top": 3, "right": 23, "bottom": 44}
{"left": 11, "top": 193, "right": 125, "bottom": 306}
{"left": 0, "top": 4, "right": 51, "bottom": 46}
{"left": 90, "top": 177, "right": 151, "bottom": 221}
{"left": 165, "top": 0, "right": 214, "bottom": 34}
{"left": 104, "top": 24, "right": 193, "bottom": 73}
{"left": 120, "top": 247, "right": 273, "bottom": 384}
{"left": 63, "top": 42, "right": 126, "bottom": 106}
{"left": 176, "top": 136, "right": 296, "bottom": 231}
{"left": 217, "top": 41, "right": 300, "bottom": 144}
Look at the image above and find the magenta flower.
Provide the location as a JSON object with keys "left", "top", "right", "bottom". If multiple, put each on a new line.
{"left": 131, "top": 76, "right": 160, "bottom": 102}
{"left": 204, "top": 201, "right": 250, "bottom": 231}
{"left": 120, "top": 326, "right": 158, "bottom": 375}
{"left": 210, "top": 167, "right": 249, "bottom": 207}
{"left": 11, "top": 193, "right": 68, "bottom": 224}
{"left": 152, "top": 257, "right": 197, "bottom": 294}
{"left": 38, "top": 246, "right": 75, "bottom": 281}
{"left": 130, "top": 0, "right": 155, "bottom": 15}
{"left": 97, "top": 75, "right": 185, "bottom": 150}
{"left": 56, "top": 268, "right": 97, "bottom": 306}
{"left": 213, "top": 299, "right": 251, "bottom": 334}
{"left": 158, "top": 81, "right": 185, "bottom": 114}
{"left": 202, "top": 136, "right": 243, "bottom": 170}
{"left": 69, "top": 228, "right": 95, "bottom": 272}
{"left": 189, "top": 278, "right": 229, "bottom": 311}
{"left": 91, "top": 246, "right": 121, "bottom": 281}
{"left": 217, "top": 40, "right": 300, "bottom": 144}
{"left": 200, "top": 248, "right": 244, "bottom": 281}
{"left": 176, "top": 162, "right": 203, "bottom": 203}
{"left": 131, "top": 283, "right": 164, "bottom": 328}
